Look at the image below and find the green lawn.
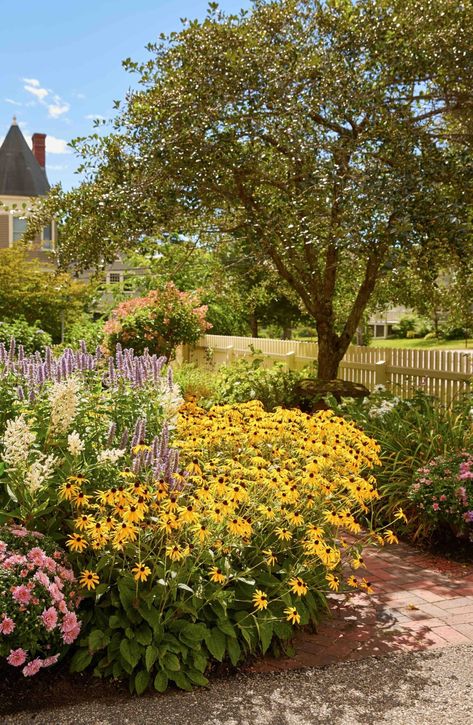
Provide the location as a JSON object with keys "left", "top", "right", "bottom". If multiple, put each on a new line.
{"left": 369, "top": 338, "right": 472, "bottom": 350}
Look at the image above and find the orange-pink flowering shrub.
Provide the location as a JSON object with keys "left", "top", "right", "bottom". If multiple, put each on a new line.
{"left": 104, "top": 283, "right": 211, "bottom": 358}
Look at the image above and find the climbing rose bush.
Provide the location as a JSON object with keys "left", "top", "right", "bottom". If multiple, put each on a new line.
{"left": 0, "top": 525, "right": 81, "bottom": 676}
{"left": 409, "top": 451, "right": 473, "bottom": 539}
{"left": 104, "top": 282, "right": 211, "bottom": 358}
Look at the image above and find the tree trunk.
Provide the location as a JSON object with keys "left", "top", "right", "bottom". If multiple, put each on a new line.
{"left": 249, "top": 314, "right": 259, "bottom": 338}
{"left": 316, "top": 325, "right": 345, "bottom": 380}
{"left": 282, "top": 325, "right": 292, "bottom": 340}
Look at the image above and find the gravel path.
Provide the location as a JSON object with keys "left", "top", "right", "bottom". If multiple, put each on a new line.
{"left": 2, "top": 645, "right": 472, "bottom": 725}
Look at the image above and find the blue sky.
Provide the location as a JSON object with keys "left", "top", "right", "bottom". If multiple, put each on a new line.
{"left": 0, "top": 0, "right": 251, "bottom": 190}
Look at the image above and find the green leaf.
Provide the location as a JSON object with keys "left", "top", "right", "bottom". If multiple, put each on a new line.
{"left": 226, "top": 636, "right": 241, "bottom": 666}
{"left": 109, "top": 614, "right": 125, "bottom": 630}
{"left": 88, "top": 629, "right": 110, "bottom": 652}
{"left": 135, "top": 668, "right": 150, "bottom": 695}
{"left": 162, "top": 652, "right": 180, "bottom": 672}
{"left": 138, "top": 605, "right": 163, "bottom": 637}
{"left": 145, "top": 644, "right": 159, "bottom": 672}
{"left": 186, "top": 668, "right": 209, "bottom": 687}
{"left": 179, "top": 623, "right": 208, "bottom": 642}
{"left": 205, "top": 626, "right": 226, "bottom": 662}
{"left": 154, "top": 670, "right": 168, "bottom": 693}
{"left": 256, "top": 618, "right": 273, "bottom": 654}
{"left": 217, "top": 621, "right": 236, "bottom": 638}
{"left": 193, "top": 652, "right": 208, "bottom": 673}
{"left": 135, "top": 623, "right": 153, "bottom": 646}
{"left": 169, "top": 671, "right": 193, "bottom": 691}
{"left": 69, "top": 648, "right": 93, "bottom": 673}
{"left": 120, "top": 639, "right": 141, "bottom": 668}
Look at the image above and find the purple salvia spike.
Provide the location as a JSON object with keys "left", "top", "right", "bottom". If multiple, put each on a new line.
{"left": 167, "top": 365, "right": 173, "bottom": 388}
{"left": 17, "top": 386, "right": 25, "bottom": 400}
{"left": 8, "top": 337, "right": 16, "bottom": 360}
{"left": 108, "top": 357, "right": 116, "bottom": 386}
{"left": 106, "top": 422, "right": 116, "bottom": 446}
{"left": 28, "top": 389, "right": 36, "bottom": 403}
{"left": 119, "top": 427, "right": 129, "bottom": 450}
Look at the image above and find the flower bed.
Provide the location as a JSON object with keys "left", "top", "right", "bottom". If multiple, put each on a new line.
{"left": 0, "top": 341, "right": 393, "bottom": 692}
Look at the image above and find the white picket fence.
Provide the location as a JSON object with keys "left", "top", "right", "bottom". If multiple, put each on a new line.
{"left": 178, "top": 334, "right": 473, "bottom": 403}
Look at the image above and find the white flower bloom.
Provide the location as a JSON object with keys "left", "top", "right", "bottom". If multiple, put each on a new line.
{"left": 49, "top": 377, "right": 81, "bottom": 435}
{"left": 67, "top": 431, "right": 85, "bottom": 457}
{"left": 373, "top": 384, "right": 386, "bottom": 393}
{"left": 97, "top": 448, "right": 126, "bottom": 464}
{"left": 25, "top": 454, "right": 58, "bottom": 493}
{"left": 1, "top": 415, "right": 36, "bottom": 469}
{"left": 159, "top": 381, "right": 184, "bottom": 428}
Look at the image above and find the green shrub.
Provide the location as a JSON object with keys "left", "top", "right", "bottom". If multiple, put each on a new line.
{"left": 174, "top": 363, "right": 217, "bottom": 402}
{"left": 65, "top": 315, "right": 105, "bottom": 350}
{"left": 334, "top": 389, "right": 473, "bottom": 539}
{"left": 104, "top": 283, "right": 211, "bottom": 359}
{"left": 209, "top": 354, "right": 309, "bottom": 411}
{"left": 0, "top": 318, "right": 52, "bottom": 353}
{"left": 409, "top": 451, "right": 473, "bottom": 541}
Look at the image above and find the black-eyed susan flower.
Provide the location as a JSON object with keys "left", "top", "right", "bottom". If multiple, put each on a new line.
{"left": 66, "top": 533, "right": 88, "bottom": 553}
{"left": 284, "top": 606, "right": 301, "bottom": 625}
{"left": 263, "top": 549, "right": 277, "bottom": 566}
{"left": 58, "top": 480, "right": 79, "bottom": 501}
{"left": 209, "top": 566, "right": 226, "bottom": 584}
{"left": 326, "top": 573, "right": 340, "bottom": 592}
{"left": 252, "top": 589, "right": 269, "bottom": 611}
{"left": 347, "top": 575, "right": 359, "bottom": 588}
{"left": 132, "top": 562, "right": 151, "bottom": 582}
{"left": 79, "top": 570, "right": 100, "bottom": 590}
{"left": 275, "top": 527, "right": 292, "bottom": 542}
{"left": 288, "top": 576, "right": 308, "bottom": 597}
{"left": 384, "top": 530, "right": 399, "bottom": 545}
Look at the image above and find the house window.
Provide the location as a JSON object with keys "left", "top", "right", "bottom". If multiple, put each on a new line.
{"left": 12, "top": 217, "right": 28, "bottom": 242}
{"left": 42, "top": 224, "right": 53, "bottom": 250}
{"left": 108, "top": 272, "right": 122, "bottom": 284}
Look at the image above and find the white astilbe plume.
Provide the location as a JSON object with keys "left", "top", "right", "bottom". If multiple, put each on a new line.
{"left": 1, "top": 415, "right": 36, "bottom": 469}
{"left": 25, "top": 453, "right": 58, "bottom": 493}
{"left": 159, "top": 381, "right": 184, "bottom": 428}
{"left": 67, "top": 431, "right": 85, "bottom": 457}
{"left": 97, "top": 448, "right": 126, "bottom": 464}
{"left": 49, "top": 377, "right": 81, "bottom": 435}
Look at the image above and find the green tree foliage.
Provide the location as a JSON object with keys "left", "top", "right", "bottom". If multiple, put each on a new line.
{"left": 29, "top": 0, "right": 473, "bottom": 377}
{"left": 0, "top": 248, "right": 92, "bottom": 342}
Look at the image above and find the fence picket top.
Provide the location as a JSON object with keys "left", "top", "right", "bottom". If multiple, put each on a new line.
{"left": 188, "top": 335, "right": 471, "bottom": 403}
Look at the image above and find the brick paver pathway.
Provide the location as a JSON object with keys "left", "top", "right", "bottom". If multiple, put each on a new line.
{"left": 247, "top": 541, "right": 473, "bottom": 673}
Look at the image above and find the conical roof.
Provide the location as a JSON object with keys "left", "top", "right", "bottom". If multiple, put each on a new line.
{"left": 0, "top": 119, "right": 50, "bottom": 196}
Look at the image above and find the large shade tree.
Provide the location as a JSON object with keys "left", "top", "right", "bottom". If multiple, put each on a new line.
{"left": 30, "top": 0, "right": 473, "bottom": 378}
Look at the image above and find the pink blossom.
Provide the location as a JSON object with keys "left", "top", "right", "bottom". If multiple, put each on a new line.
{"left": 34, "top": 570, "right": 50, "bottom": 588}
{"left": 0, "top": 541, "right": 7, "bottom": 556}
{"left": 42, "top": 653, "right": 60, "bottom": 668}
{"left": 61, "top": 611, "right": 79, "bottom": 633}
{"left": 58, "top": 566, "right": 75, "bottom": 582}
{"left": 7, "top": 648, "right": 27, "bottom": 666}
{"left": 432, "top": 503, "right": 440, "bottom": 511}
{"left": 12, "top": 584, "right": 32, "bottom": 605}
{"left": 58, "top": 599, "right": 68, "bottom": 614}
{"left": 62, "top": 625, "right": 81, "bottom": 644}
{"left": 3, "top": 554, "right": 27, "bottom": 569}
{"left": 41, "top": 606, "right": 58, "bottom": 631}
{"left": 43, "top": 557, "right": 57, "bottom": 573}
{"left": 48, "top": 582, "right": 64, "bottom": 602}
{"left": 0, "top": 615, "right": 15, "bottom": 634}
{"left": 10, "top": 527, "right": 28, "bottom": 537}
{"left": 27, "top": 547, "right": 47, "bottom": 567}
{"left": 22, "top": 658, "right": 43, "bottom": 677}
{"left": 440, "top": 495, "right": 447, "bottom": 502}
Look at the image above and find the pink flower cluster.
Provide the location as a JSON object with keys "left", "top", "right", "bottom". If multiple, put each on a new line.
{"left": 0, "top": 526, "right": 82, "bottom": 677}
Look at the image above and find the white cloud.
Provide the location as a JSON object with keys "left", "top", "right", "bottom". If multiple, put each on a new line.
{"left": 45, "top": 135, "right": 71, "bottom": 154}
{"left": 21, "top": 77, "right": 71, "bottom": 119}
{"left": 5, "top": 98, "right": 22, "bottom": 106}
{"left": 47, "top": 163, "right": 69, "bottom": 171}
{"left": 85, "top": 113, "right": 106, "bottom": 121}
{"left": 23, "top": 78, "right": 49, "bottom": 102}
{"left": 48, "top": 101, "right": 70, "bottom": 119}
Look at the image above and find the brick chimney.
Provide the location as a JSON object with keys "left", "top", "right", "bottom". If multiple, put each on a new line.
{"left": 32, "top": 133, "right": 46, "bottom": 170}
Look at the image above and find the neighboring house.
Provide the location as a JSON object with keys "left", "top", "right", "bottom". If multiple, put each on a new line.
{"left": 0, "top": 117, "right": 56, "bottom": 260}
{"left": 367, "top": 306, "right": 409, "bottom": 339}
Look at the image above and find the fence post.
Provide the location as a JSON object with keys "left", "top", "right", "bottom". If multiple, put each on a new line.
{"left": 375, "top": 359, "right": 387, "bottom": 387}
{"left": 285, "top": 351, "right": 296, "bottom": 370}
{"left": 225, "top": 345, "right": 234, "bottom": 365}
